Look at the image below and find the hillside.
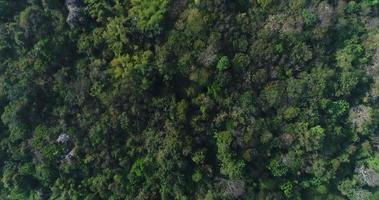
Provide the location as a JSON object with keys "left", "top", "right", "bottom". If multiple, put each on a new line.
{"left": 0, "top": 0, "right": 378, "bottom": 199}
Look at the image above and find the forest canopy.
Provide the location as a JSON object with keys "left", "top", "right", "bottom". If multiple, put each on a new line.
{"left": 0, "top": 0, "right": 379, "bottom": 199}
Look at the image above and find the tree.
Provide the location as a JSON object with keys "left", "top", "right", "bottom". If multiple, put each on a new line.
{"left": 129, "top": 0, "right": 169, "bottom": 34}
{"left": 0, "top": 0, "right": 377, "bottom": 198}
{"left": 216, "top": 56, "right": 230, "bottom": 71}
{"left": 215, "top": 131, "right": 245, "bottom": 178}
{"left": 349, "top": 105, "right": 372, "bottom": 134}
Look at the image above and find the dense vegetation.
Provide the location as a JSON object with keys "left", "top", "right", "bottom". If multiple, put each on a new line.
{"left": 0, "top": 0, "right": 378, "bottom": 199}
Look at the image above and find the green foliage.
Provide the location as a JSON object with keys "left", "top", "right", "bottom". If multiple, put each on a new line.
{"left": 275, "top": 43, "right": 284, "bottom": 54}
{"left": 268, "top": 158, "right": 288, "bottom": 177}
{"left": 184, "top": 8, "right": 207, "bottom": 34}
{"left": 0, "top": 0, "right": 377, "bottom": 199}
{"left": 346, "top": 1, "right": 360, "bottom": 14}
{"left": 257, "top": 0, "right": 273, "bottom": 7}
{"left": 260, "top": 81, "right": 283, "bottom": 109}
{"left": 192, "top": 170, "right": 202, "bottom": 182}
{"left": 336, "top": 36, "right": 365, "bottom": 69}
{"left": 130, "top": 158, "right": 147, "bottom": 177}
{"left": 327, "top": 100, "right": 350, "bottom": 122}
{"left": 280, "top": 181, "right": 294, "bottom": 198}
{"left": 216, "top": 56, "right": 230, "bottom": 71}
{"left": 283, "top": 106, "right": 300, "bottom": 120}
{"left": 367, "top": 154, "right": 379, "bottom": 172}
{"left": 215, "top": 131, "right": 245, "bottom": 178}
{"left": 103, "top": 17, "right": 131, "bottom": 55}
{"left": 129, "top": 0, "right": 169, "bottom": 33}
{"left": 302, "top": 9, "right": 317, "bottom": 27}
{"left": 289, "top": 0, "right": 306, "bottom": 10}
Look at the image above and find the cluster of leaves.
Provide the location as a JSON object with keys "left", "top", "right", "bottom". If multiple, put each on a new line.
{"left": 0, "top": 0, "right": 378, "bottom": 199}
